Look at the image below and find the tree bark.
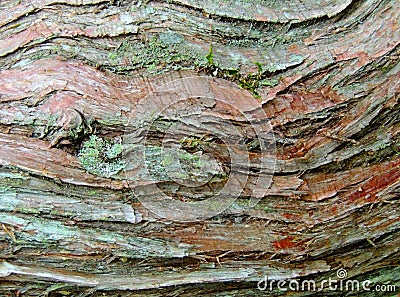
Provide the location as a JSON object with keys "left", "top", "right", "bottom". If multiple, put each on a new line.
{"left": 0, "top": 0, "right": 399, "bottom": 296}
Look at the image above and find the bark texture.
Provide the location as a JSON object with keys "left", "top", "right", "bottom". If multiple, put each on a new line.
{"left": 0, "top": 0, "right": 399, "bottom": 296}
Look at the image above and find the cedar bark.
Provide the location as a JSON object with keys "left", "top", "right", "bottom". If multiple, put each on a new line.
{"left": 0, "top": 0, "right": 399, "bottom": 296}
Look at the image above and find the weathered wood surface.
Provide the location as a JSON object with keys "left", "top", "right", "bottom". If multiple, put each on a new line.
{"left": 0, "top": 0, "right": 399, "bottom": 296}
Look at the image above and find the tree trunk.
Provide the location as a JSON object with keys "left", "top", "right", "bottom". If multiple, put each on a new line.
{"left": 0, "top": 0, "right": 399, "bottom": 296}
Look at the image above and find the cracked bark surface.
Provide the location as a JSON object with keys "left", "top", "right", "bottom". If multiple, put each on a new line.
{"left": 0, "top": 0, "right": 399, "bottom": 296}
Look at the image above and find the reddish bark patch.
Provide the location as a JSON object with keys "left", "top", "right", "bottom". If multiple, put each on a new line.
{"left": 347, "top": 160, "right": 400, "bottom": 202}
{"left": 273, "top": 237, "right": 297, "bottom": 249}
{"left": 264, "top": 85, "right": 346, "bottom": 121}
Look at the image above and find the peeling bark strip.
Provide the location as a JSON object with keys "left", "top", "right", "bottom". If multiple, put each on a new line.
{"left": 171, "top": 0, "right": 354, "bottom": 22}
{"left": 0, "top": 0, "right": 399, "bottom": 295}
